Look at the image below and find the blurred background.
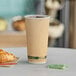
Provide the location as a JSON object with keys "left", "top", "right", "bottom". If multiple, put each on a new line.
{"left": 0, "top": 0, "right": 76, "bottom": 49}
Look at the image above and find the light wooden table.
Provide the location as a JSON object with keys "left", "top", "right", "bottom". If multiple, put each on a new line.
{"left": 0, "top": 32, "right": 26, "bottom": 47}
{"left": 0, "top": 47, "right": 76, "bottom": 76}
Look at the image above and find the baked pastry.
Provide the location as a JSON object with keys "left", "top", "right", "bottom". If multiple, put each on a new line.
{"left": 12, "top": 16, "right": 26, "bottom": 31}
{"left": 0, "top": 49, "right": 17, "bottom": 63}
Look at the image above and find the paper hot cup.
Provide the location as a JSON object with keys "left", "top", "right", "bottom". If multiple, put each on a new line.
{"left": 25, "top": 15, "right": 50, "bottom": 64}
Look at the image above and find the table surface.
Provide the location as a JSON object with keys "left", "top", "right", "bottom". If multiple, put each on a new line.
{"left": 0, "top": 47, "right": 76, "bottom": 76}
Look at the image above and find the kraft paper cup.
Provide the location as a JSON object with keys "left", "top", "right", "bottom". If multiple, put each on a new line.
{"left": 25, "top": 15, "right": 50, "bottom": 64}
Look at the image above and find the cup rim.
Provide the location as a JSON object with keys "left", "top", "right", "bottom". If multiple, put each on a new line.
{"left": 24, "top": 15, "right": 50, "bottom": 19}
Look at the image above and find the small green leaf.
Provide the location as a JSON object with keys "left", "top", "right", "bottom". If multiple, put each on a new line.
{"left": 48, "top": 64, "right": 68, "bottom": 70}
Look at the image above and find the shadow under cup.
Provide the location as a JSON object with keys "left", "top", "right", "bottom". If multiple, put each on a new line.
{"left": 25, "top": 15, "right": 50, "bottom": 64}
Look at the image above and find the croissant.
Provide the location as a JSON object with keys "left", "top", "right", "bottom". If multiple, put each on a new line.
{"left": 0, "top": 49, "right": 17, "bottom": 63}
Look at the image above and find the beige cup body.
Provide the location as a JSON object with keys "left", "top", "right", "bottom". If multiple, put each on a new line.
{"left": 25, "top": 15, "right": 50, "bottom": 64}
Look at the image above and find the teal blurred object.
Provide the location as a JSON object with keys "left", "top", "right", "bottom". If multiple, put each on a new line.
{"left": 0, "top": 0, "right": 36, "bottom": 18}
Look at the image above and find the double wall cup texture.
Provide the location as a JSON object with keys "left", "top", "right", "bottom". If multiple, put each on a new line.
{"left": 25, "top": 15, "right": 50, "bottom": 64}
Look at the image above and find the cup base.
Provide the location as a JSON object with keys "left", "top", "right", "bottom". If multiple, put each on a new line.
{"left": 28, "top": 61, "right": 46, "bottom": 64}
{"left": 28, "top": 59, "right": 47, "bottom": 64}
